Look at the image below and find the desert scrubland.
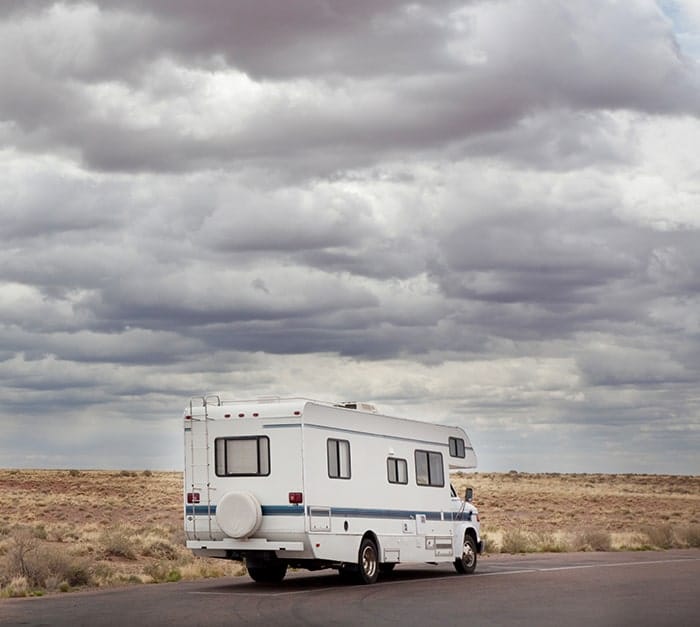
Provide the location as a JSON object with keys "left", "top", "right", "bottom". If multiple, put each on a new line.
{"left": 1, "top": 469, "right": 698, "bottom": 597}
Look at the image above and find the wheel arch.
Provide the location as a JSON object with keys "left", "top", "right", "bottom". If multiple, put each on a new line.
{"left": 454, "top": 523, "right": 480, "bottom": 554}
{"left": 360, "top": 530, "right": 380, "bottom": 558}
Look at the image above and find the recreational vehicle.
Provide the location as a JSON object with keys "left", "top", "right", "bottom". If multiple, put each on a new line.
{"left": 183, "top": 396, "right": 483, "bottom": 584}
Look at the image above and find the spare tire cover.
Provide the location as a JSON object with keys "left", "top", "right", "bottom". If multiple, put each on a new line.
{"left": 216, "top": 491, "right": 263, "bottom": 538}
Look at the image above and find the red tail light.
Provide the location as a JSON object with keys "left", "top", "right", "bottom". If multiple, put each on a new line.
{"left": 187, "top": 492, "right": 200, "bottom": 504}
{"left": 288, "top": 492, "right": 303, "bottom": 504}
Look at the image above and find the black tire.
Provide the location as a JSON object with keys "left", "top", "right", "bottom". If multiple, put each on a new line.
{"left": 454, "top": 534, "right": 477, "bottom": 574}
{"left": 247, "top": 560, "right": 287, "bottom": 583}
{"left": 357, "top": 537, "right": 379, "bottom": 584}
{"left": 338, "top": 564, "right": 357, "bottom": 583}
{"left": 379, "top": 563, "right": 396, "bottom": 574}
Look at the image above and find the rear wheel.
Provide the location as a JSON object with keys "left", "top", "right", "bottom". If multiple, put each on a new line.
{"left": 454, "top": 534, "right": 477, "bottom": 574}
{"left": 357, "top": 537, "right": 379, "bottom": 584}
{"left": 338, "top": 564, "right": 357, "bottom": 583}
{"left": 247, "top": 560, "right": 287, "bottom": 583}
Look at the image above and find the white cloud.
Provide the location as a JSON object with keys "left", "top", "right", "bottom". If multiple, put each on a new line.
{"left": 0, "top": 1, "right": 698, "bottom": 473}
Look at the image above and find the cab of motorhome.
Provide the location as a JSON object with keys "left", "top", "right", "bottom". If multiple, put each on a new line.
{"left": 184, "top": 396, "right": 483, "bottom": 584}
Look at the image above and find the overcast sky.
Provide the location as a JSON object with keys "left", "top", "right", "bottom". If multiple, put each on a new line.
{"left": 1, "top": 1, "right": 699, "bottom": 474}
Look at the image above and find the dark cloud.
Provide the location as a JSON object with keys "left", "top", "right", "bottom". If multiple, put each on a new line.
{"left": 1, "top": 1, "right": 699, "bottom": 472}
{"left": 1, "top": 1, "right": 698, "bottom": 175}
{"left": 29, "top": 0, "right": 467, "bottom": 81}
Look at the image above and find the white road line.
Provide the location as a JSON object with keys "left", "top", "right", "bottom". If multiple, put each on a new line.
{"left": 475, "top": 568, "right": 538, "bottom": 577}
{"left": 188, "top": 589, "right": 333, "bottom": 597}
{"left": 475, "top": 556, "right": 700, "bottom": 577}
{"left": 531, "top": 557, "right": 700, "bottom": 572}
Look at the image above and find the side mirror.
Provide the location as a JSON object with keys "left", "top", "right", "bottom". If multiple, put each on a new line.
{"left": 465, "top": 487, "right": 473, "bottom": 502}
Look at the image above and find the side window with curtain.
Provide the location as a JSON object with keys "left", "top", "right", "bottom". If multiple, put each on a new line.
{"left": 449, "top": 437, "right": 466, "bottom": 458}
{"left": 327, "top": 438, "right": 351, "bottom": 479}
{"left": 414, "top": 450, "right": 444, "bottom": 487}
{"left": 214, "top": 436, "right": 270, "bottom": 476}
{"left": 387, "top": 457, "right": 408, "bottom": 484}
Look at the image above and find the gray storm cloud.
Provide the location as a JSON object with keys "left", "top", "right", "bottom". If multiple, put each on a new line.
{"left": 0, "top": 1, "right": 698, "bottom": 473}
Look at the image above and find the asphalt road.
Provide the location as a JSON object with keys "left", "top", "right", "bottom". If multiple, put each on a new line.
{"left": 1, "top": 550, "right": 698, "bottom": 627}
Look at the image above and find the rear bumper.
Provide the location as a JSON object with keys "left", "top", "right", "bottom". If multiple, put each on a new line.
{"left": 187, "top": 538, "right": 305, "bottom": 552}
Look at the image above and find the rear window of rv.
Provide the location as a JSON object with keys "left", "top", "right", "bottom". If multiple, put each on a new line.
{"left": 449, "top": 437, "right": 466, "bottom": 458}
{"left": 387, "top": 457, "right": 408, "bottom": 484}
{"left": 327, "top": 438, "right": 351, "bottom": 479}
{"left": 214, "top": 436, "right": 270, "bottom": 477}
{"left": 414, "top": 450, "right": 444, "bottom": 487}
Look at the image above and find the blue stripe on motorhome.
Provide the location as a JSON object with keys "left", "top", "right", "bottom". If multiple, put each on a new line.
{"left": 187, "top": 504, "right": 472, "bottom": 521}
{"left": 186, "top": 505, "right": 304, "bottom": 516}
{"left": 187, "top": 505, "right": 216, "bottom": 516}
{"left": 262, "top": 505, "right": 305, "bottom": 515}
{"left": 326, "top": 507, "right": 471, "bottom": 522}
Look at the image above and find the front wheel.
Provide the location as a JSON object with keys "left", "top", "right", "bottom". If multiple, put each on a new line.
{"left": 357, "top": 537, "right": 379, "bottom": 584}
{"left": 454, "top": 534, "right": 477, "bottom": 574}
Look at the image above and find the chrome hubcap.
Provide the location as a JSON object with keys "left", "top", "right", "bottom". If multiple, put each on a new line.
{"left": 362, "top": 545, "right": 377, "bottom": 577}
{"left": 462, "top": 541, "right": 475, "bottom": 567}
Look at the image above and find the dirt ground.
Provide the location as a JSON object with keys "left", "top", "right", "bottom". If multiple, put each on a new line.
{"left": 1, "top": 469, "right": 698, "bottom": 596}
{"left": 454, "top": 471, "right": 700, "bottom": 533}
{"left": 6, "top": 469, "right": 698, "bottom": 532}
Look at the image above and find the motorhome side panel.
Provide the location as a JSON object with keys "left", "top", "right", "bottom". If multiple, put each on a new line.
{"left": 301, "top": 403, "right": 459, "bottom": 564}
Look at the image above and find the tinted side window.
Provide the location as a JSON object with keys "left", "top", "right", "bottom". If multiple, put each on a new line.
{"left": 449, "top": 437, "right": 466, "bottom": 458}
{"left": 215, "top": 437, "right": 270, "bottom": 476}
{"left": 327, "top": 439, "right": 351, "bottom": 479}
{"left": 387, "top": 457, "right": 408, "bottom": 484}
{"left": 414, "top": 450, "right": 444, "bottom": 487}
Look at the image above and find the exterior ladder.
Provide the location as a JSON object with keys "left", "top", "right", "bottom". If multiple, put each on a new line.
{"left": 188, "top": 396, "right": 217, "bottom": 540}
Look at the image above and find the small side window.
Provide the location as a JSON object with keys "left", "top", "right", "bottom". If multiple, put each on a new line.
{"left": 387, "top": 457, "right": 408, "bottom": 484}
{"left": 415, "top": 450, "right": 444, "bottom": 487}
{"left": 327, "top": 439, "right": 351, "bottom": 479}
{"left": 449, "top": 437, "right": 466, "bottom": 458}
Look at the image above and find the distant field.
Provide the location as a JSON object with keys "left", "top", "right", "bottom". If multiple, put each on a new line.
{"left": 1, "top": 469, "right": 698, "bottom": 597}
{"left": 453, "top": 472, "right": 700, "bottom": 553}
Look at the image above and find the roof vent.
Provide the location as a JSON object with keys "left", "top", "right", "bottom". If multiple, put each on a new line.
{"left": 337, "top": 402, "right": 377, "bottom": 413}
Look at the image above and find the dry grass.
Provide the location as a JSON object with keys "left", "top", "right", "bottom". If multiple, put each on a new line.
{"left": 453, "top": 471, "right": 700, "bottom": 554}
{"left": 1, "top": 469, "right": 698, "bottom": 596}
{"left": 0, "top": 470, "right": 244, "bottom": 597}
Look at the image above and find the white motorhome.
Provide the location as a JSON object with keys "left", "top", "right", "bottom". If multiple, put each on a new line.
{"left": 184, "top": 396, "right": 483, "bottom": 584}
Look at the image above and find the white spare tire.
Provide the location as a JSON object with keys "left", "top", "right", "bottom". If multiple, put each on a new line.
{"left": 216, "top": 491, "right": 263, "bottom": 538}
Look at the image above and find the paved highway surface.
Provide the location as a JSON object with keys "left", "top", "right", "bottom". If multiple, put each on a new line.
{"left": 1, "top": 550, "right": 698, "bottom": 626}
